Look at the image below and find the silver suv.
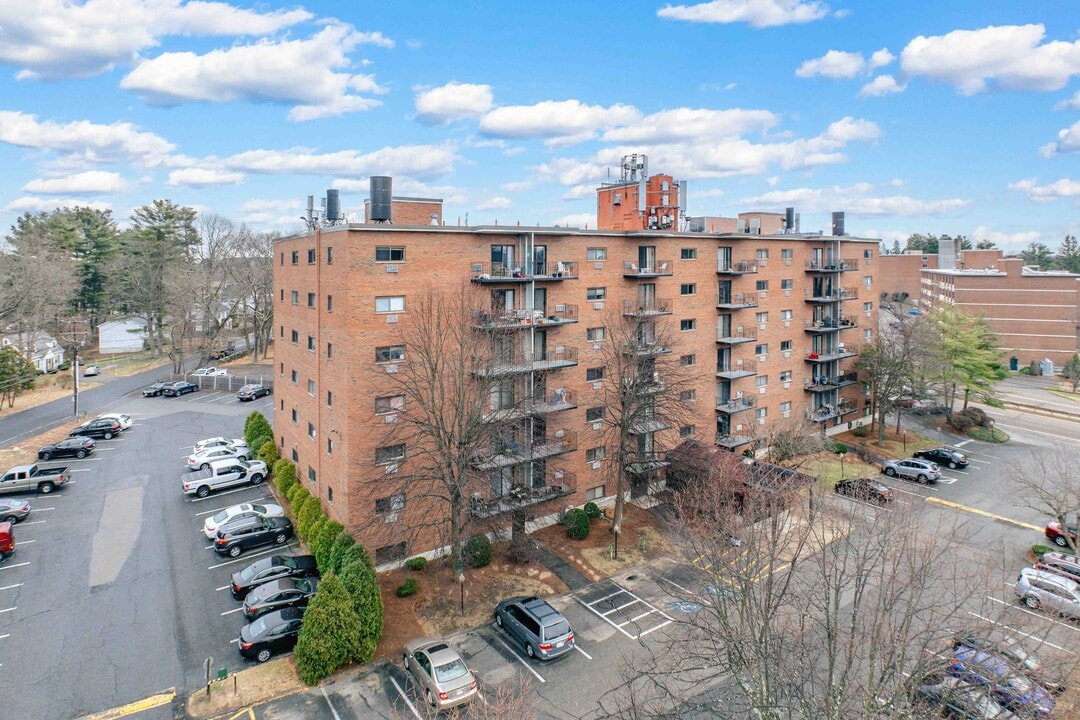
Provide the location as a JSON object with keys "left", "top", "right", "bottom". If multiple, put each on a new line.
{"left": 1014, "top": 567, "right": 1080, "bottom": 619}
{"left": 882, "top": 457, "right": 940, "bottom": 484}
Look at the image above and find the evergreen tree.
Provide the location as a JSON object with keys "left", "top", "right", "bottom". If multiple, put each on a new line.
{"left": 0, "top": 346, "right": 37, "bottom": 409}
{"left": 1056, "top": 235, "right": 1080, "bottom": 274}
{"left": 1063, "top": 354, "right": 1080, "bottom": 393}
{"left": 974, "top": 238, "right": 997, "bottom": 250}
{"left": 1020, "top": 241, "right": 1055, "bottom": 269}
{"left": 293, "top": 572, "right": 363, "bottom": 685}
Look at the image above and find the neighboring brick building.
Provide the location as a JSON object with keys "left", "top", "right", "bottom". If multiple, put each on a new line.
{"left": 274, "top": 189, "right": 878, "bottom": 564}
{"left": 878, "top": 249, "right": 1003, "bottom": 303}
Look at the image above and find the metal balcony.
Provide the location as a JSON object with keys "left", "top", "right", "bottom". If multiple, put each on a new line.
{"left": 470, "top": 260, "right": 578, "bottom": 283}
{"left": 805, "top": 287, "right": 859, "bottom": 303}
{"left": 473, "top": 304, "right": 579, "bottom": 331}
{"left": 805, "top": 258, "right": 858, "bottom": 272}
{"left": 804, "top": 345, "right": 860, "bottom": 363}
{"left": 716, "top": 260, "right": 758, "bottom": 275}
{"left": 625, "top": 451, "right": 669, "bottom": 474}
{"left": 483, "top": 389, "right": 578, "bottom": 422}
{"left": 716, "top": 293, "right": 758, "bottom": 310}
{"left": 470, "top": 471, "right": 576, "bottom": 519}
{"left": 804, "top": 371, "right": 859, "bottom": 392}
{"left": 716, "top": 328, "right": 757, "bottom": 345}
{"left": 473, "top": 429, "right": 578, "bottom": 470}
{"left": 622, "top": 340, "right": 673, "bottom": 357}
{"left": 715, "top": 433, "right": 752, "bottom": 448}
{"left": 715, "top": 396, "right": 756, "bottom": 414}
{"left": 474, "top": 346, "right": 579, "bottom": 377}
{"left": 803, "top": 317, "right": 858, "bottom": 334}
{"left": 716, "top": 360, "right": 757, "bottom": 379}
{"left": 806, "top": 401, "right": 859, "bottom": 422}
{"left": 629, "top": 417, "right": 671, "bottom": 434}
{"left": 622, "top": 298, "right": 673, "bottom": 317}
{"left": 623, "top": 259, "right": 674, "bottom": 278}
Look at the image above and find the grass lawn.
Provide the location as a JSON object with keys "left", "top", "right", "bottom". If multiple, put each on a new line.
{"left": 1046, "top": 387, "right": 1080, "bottom": 405}
{"left": 804, "top": 452, "right": 881, "bottom": 488}
{"left": 832, "top": 427, "right": 938, "bottom": 458}
{"left": 966, "top": 425, "right": 1008, "bottom": 443}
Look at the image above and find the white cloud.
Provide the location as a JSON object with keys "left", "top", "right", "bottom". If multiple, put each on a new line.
{"left": 1008, "top": 178, "right": 1080, "bottom": 202}
{"left": 796, "top": 48, "right": 895, "bottom": 79}
{"left": 533, "top": 157, "right": 608, "bottom": 186}
{"left": 329, "top": 178, "right": 468, "bottom": 206}
{"left": 501, "top": 180, "right": 533, "bottom": 193}
{"left": 22, "top": 170, "right": 126, "bottom": 194}
{"left": 859, "top": 75, "right": 905, "bottom": 96}
{"left": 4, "top": 196, "right": 111, "bottom": 213}
{"left": 479, "top": 100, "right": 641, "bottom": 147}
{"left": 890, "top": 178, "right": 904, "bottom": 187}
{"left": 900, "top": 24, "right": 1080, "bottom": 95}
{"left": 561, "top": 185, "right": 595, "bottom": 200}
{"left": 120, "top": 24, "right": 391, "bottom": 121}
{"left": 602, "top": 107, "right": 778, "bottom": 143}
{"left": 236, "top": 198, "right": 309, "bottom": 229}
{"left": 658, "top": 0, "right": 829, "bottom": 28}
{"left": 551, "top": 212, "right": 595, "bottom": 228}
{"left": 0, "top": 0, "right": 313, "bottom": 80}
{"left": 477, "top": 196, "right": 512, "bottom": 211}
{"left": 869, "top": 48, "right": 895, "bottom": 69}
{"left": 970, "top": 225, "right": 1042, "bottom": 251}
{"left": 1038, "top": 121, "right": 1080, "bottom": 157}
{"left": 1055, "top": 91, "right": 1080, "bottom": 110}
{"left": 0, "top": 110, "right": 176, "bottom": 165}
{"left": 414, "top": 82, "right": 494, "bottom": 124}
{"left": 742, "top": 183, "right": 971, "bottom": 217}
{"left": 222, "top": 143, "right": 458, "bottom": 181}
{"left": 167, "top": 167, "right": 245, "bottom": 187}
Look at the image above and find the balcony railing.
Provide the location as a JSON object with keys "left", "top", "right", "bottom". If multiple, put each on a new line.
{"left": 805, "top": 287, "right": 860, "bottom": 303}
{"left": 804, "top": 371, "right": 860, "bottom": 392}
{"left": 623, "top": 260, "right": 674, "bottom": 278}
{"left": 474, "top": 346, "right": 579, "bottom": 377}
{"left": 471, "top": 261, "right": 577, "bottom": 283}
{"left": 716, "top": 293, "right": 758, "bottom": 310}
{"left": 805, "top": 258, "right": 858, "bottom": 272}
{"left": 716, "top": 327, "right": 757, "bottom": 344}
{"left": 622, "top": 340, "right": 673, "bottom": 357}
{"left": 805, "top": 345, "right": 860, "bottom": 363}
{"left": 715, "top": 396, "right": 756, "bottom": 414}
{"left": 716, "top": 360, "right": 757, "bottom": 379}
{"left": 473, "top": 304, "right": 578, "bottom": 330}
{"left": 806, "top": 400, "right": 858, "bottom": 422}
{"left": 716, "top": 433, "right": 752, "bottom": 448}
{"left": 622, "top": 298, "right": 673, "bottom": 316}
{"left": 625, "top": 451, "right": 669, "bottom": 474}
{"left": 803, "top": 316, "right": 858, "bottom": 333}
{"left": 473, "top": 429, "right": 578, "bottom": 470}
{"left": 484, "top": 388, "right": 578, "bottom": 422}
{"left": 629, "top": 416, "right": 671, "bottom": 434}
{"left": 470, "top": 471, "right": 576, "bottom": 519}
{"left": 716, "top": 260, "right": 758, "bottom": 275}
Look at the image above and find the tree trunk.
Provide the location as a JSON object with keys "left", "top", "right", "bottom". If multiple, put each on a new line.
{"left": 962, "top": 387, "right": 970, "bottom": 411}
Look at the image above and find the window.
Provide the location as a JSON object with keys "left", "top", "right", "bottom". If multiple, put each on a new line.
{"left": 781, "top": 279, "right": 794, "bottom": 290}
{"left": 327, "top": 390, "right": 333, "bottom": 407}
{"left": 586, "top": 485, "right": 605, "bottom": 501}
{"left": 781, "top": 249, "right": 793, "bottom": 259}
{"left": 864, "top": 249, "right": 873, "bottom": 259}
{"left": 586, "top": 447, "right": 606, "bottom": 462}
{"left": 308, "top": 422, "right": 316, "bottom": 439}
{"left": 279, "top": 325, "right": 284, "bottom": 338}
{"left": 290, "top": 329, "right": 298, "bottom": 344}
{"left": 307, "top": 379, "right": 315, "bottom": 396}
{"left": 279, "top": 289, "right": 284, "bottom": 302}
{"left": 756, "top": 248, "right": 769, "bottom": 260}
{"left": 681, "top": 248, "right": 697, "bottom": 260}
{"left": 376, "top": 444, "right": 406, "bottom": 464}
{"left": 586, "top": 367, "right": 604, "bottom": 382}
{"left": 780, "top": 370, "right": 792, "bottom": 382}
{"left": 290, "top": 369, "right": 298, "bottom": 383}
{"left": 291, "top": 291, "right": 299, "bottom": 305}
{"left": 375, "top": 296, "right": 405, "bottom": 313}
{"left": 376, "top": 395, "right": 405, "bottom": 414}
{"left": 376, "top": 246, "right": 405, "bottom": 262}
{"left": 756, "top": 375, "right": 767, "bottom": 387}
{"left": 327, "top": 486, "right": 332, "bottom": 502}
{"left": 780, "top": 401, "right": 792, "bottom": 414}
{"left": 375, "top": 494, "right": 406, "bottom": 514}
{"left": 586, "top": 407, "right": 605, "bottom": 422}
{"left": 756, "top": 280, "right": 768, "bottom": 291}
{"left": 756, "top": 312, "right": 768, "bottom": 324}
{"left": 680, "top": 319, "right": 696, "bottom": 331}
{"left": 326, "top": 246, "right": 333, "bottom": 264}
{"left": 327, "top": 342, "right": 333, "bottom": 359}
{"left": 375, "top": 542, "right": 408, "bottom": 564}
{"left": 680, "top": 425, "right": 695, "bottom": 438}
{"left": 755, "top": 344, "right": 768, "bottom": 356}
{"left": 680, "top": 389, "right": 696, "bottom": 401}
{"left": 680, "top": 283, "right": 696, "bottom": 295}
{"left": 780, "top": 309, "right": 793, "bottom": 320}
{"left": 280, "top": 252, "right": 284, "bottom": 266}
{"left": 307, "top": 335, "right": 315, "bottom": 351}
{"left": 587, "top": 247, "right": 607, "bottom": 261}
{"left": 291, "top": 250, "right": 298, "bottom": 264}
{"left": 327, "top": 295, "right": 333, "bottom": 312}
{"left": 327, "top": 437, "right": 333, "bottom": 455}
{"left": 307, "top": 292, "right": 316, "bottom": 308}
{"left": 586, "top": 327, "right": 606, "bottom": 342}
{"left": 680, "top": 354, "right": 696, "bottom": 367}
{"left": 863, "top": 302, "right": 873, "bottom": 312}
{"left": 307, "top": 249, "right": 316, "bottom": 264}
{"left": 291, "top": 408, "right": 298, "bottom": 423}
{"left": 865, "top": 329, "right": 873, "bottom": 342}
{"left": 756, "top": 407, "right": 767, "bottom": 420}
{"left": 279, "top": 362, "right": 284, "bottom": 375}
{"left": 291, "top": 448, "right": 298, "bottom": 462}
{"left": 376, "top": 345, "right": 405, "bottom": 362}
{"left": 864, "top": 275, "right": 873, "bottom": 287}
{"left": 780, "top": 340, "right": 792, "bottom": 351}
{"left": 587, "top": 287, "right": 606, "bottom": 301}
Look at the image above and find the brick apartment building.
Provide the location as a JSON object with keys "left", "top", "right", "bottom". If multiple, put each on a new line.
{"left": 878, "top": 249, "right": 1002, "bottom": 303}
{"left": 273, "top": 176, "right": 879, "bottom": 564}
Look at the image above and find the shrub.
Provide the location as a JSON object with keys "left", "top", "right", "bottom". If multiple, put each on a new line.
{"left": 852, "top": 424, "right": 870, "bottom": 438}
{"left": 404, "top": 556, "right": 427, "bottom": 571}
{"left": 1032, "top": 544, "right": 1059, "bottom": 559}
{"left": 244, "top": 411, "right": 272, "bottom": 450}
{"left": 583, "top": 502, "right": 601, "bottom": 520}
{"left": 297, "top": 497, "right": 324, "bottom": 539}
{"left": 338, "top": 556, "right": 382, "bottom": 661}
{"left": 274, "top": 460, "right": 296, "bottom": 496}
{"left": 949, "top": 414, "right": 975, "bottom": 432}
{"left": 304, "top": 516, "right": 326, "bottom": 547}
{"left": 464, "top": 533, "right": 492, "bottom": 568}
{"left": 961, "top": 407, "right": 989, "bottom": 426}
{"left": 565, "top": 508, "right": 591, "bottom": 540}
{"left": 832, "top": 441, "right": 848, "bottom": 454}
{"left": 294, "top": 572, "right": 363, "bottom": 685}
{"left": 395, "top": 578, "right": 418, "bottom": 597}
{"left": 287, "top": 482, "right": 310, "bottom": 508}
{"left": 250, "top": 435, "right": 272, "bottom": 459}
{"left": 258, "top": 439, "right": 279, "bottom": 468}
{"left": 314, "top": 522, "right": 345, "bottom": 571}
{"left": 327, "top": 532, "right": 359, "bottom": 574}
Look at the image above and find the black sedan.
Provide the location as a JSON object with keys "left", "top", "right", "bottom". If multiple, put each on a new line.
{"left": 237, "top": 384, "right": 271, "bottom": 401}
{"left": 231, "top": 554, "right": 318, "bottom": 599}
{"left": 69, "top": 418, "right": 121, "bottom": 440}
{"left": 38, "top": 437, "right": 95, "bottom": 460}
{"left": 142, "top": 382, "right": 168, "bottom": 397}
{"left": 835, "top": 477, "right": 892, "bottom": 503}
{"left": 0, "top": 499, "right": 31, "bottom": 524}
{"left": 162, "top": 381, "right": 199, "bottom": 397}
{"left": 242, "top": 577, "right": 319, "bottom": 620}
{"left": 238, "top": 607, "right": 304, "bottom": 663}
{"left": 214, "top": 516, "right": 294, "bottom": 557}
{"left": 913, "top": 447, "right": 968, "bottom": 469}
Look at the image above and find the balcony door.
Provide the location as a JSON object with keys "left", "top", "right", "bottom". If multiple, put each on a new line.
{"left": 638, "top": 283, "right": 656, "bottom": 310}
{"left": 718, "top": 247, "right": 732, "bottom": 271}
{"left": 532, "top": 245, "right": 547, "bottom": 276}
{"left": 638, "top": 246, "right": 656, "bottom": 271}
{"left": 491, "top": 244, "right": 516, "bottom": 274}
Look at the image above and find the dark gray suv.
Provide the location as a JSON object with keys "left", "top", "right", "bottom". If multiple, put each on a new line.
{"left": 494, "top": 595, "right": 574, "bottom": 660}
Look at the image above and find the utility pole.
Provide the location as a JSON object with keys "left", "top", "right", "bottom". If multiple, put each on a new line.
{"left": 57, "top": 317, "right": 90, "bottom": 418}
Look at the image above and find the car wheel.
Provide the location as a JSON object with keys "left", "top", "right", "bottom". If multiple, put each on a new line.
{"left": 256, "top": 648, "right": 272, "bottom": 663}
{"left": 238, "top": 455, "right": 248, "bottom": 461}
{"left": 103, "top": 431, "right": 114, "bottom": 440}
{"left": 1053, "top": 535, "right": 1069, "bottom": 547}
{"left": 250, "top": 474, "right": 264, "bottom": 485}
{"left": 948, "top": 461, "right": 958, "bottom": 469}
{"left": 274, "top": 533, "right": 287, "bottom": 545}
{"left": 496, "top": 613, "right": 504, "bottom": 627}
{"left": 76, "top": 450, "right": 87, "bottom": 459}
{"left": 200, "top": 463, "right": 210, "bottom": 471}
{"left": 3, "top": 515, "right": 17, "bottom": 524}
{"left": 38, "top": 482, "right": 54, "bottom": 494}
{"left": 1024, "top": 596, "right": 1041, "bottom": 610}
{"left": 228, "top": 545, "right": 242, "bottom": 557}
{"left": 426, "top": 689, "right": 436, "bottom": 708}
{"left": 42, "top": 451, "right": 53, "bottom": 461}
{"left": 196, "top": 485, "right": 210, "bottom": 498}
{"left": 916, "top": 474, "right": 928, "bottom": 485}
{"left": 526, "top": 644, "right": 536, "bottom": 659}
{"left": 884, "top": 467, "right": 897, "bottom": 477}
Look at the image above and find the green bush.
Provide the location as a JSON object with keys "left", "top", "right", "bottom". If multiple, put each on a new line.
{"left": 294, "top": 572, "right": 363, "bottom": 685}
{"left": 961, "top": 407, "right": 989, "bottom": 426}
{"left": 395, "top": 578, "right": 418, "bottom": 597}
{"left": 565, "top": 508, "right": 591, "bottom": 540}
{"left": 287, "top": 482, "right": 310, "bottom": 508}
{"left": 464, "top": 533, "right": 492, "bottom": 568}
{"left": 832, "top": 441, "right": 848, "bottom": 454}
{"left": 244, "top": 412, "right": 273, "bottom": 452}
{"left": 297, "top": 497, "right": 324, "bottom": 540}
{"left": 583, "top": 502, "right": 601, "bottom": 520}
{"left": 327, "top": 532, "right": 359, "bottom": 574}
{"left": 1032, "top": 544, "right": 1061, "bottom": 559}
{"left": 274, "top": 460, "right": 297, "bottom": 496}
{"left": 258, "top": 439, "right": 279, "bottom": 468}
{"left": 314, "top": 522, "right": 345, "bottom": 571}
{"left": 338, "top": 556, "right": 382, "bottom": 662}
{"left": 404, "top": 556, "right": 427, "bottom": 571}
{"left": 949, "top": 414, "right": 975, "bottom": 432}
{"left": 250, "top": 435, "right": 271, "bottom": 459}
{"left": 304, "top": 517, "right": 326, "bottom": 547}
{"left": 852, "top": 424, "right": 870, "bottom": 437}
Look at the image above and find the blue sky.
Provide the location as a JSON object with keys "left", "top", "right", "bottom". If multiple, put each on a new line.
{"left": 1, "top": 1, "right": 1078, "bottom": 251}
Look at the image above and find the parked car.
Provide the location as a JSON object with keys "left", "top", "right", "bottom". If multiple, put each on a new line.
{"left": 242, "top": 576, "right": 319, "bottom": 620}
{"left": 1014, "top": 567, "right": 1080, "bottom": 619}
{"left": 69, "top": 418, "right": 121, "bottom": 440}
{"left": 0, "top": 464, "right": 68, "bottom": 495}
{"left": 187, "top": 445, "right": 249, "bottom": 470}
{"left": 192, "top": 367, "right": 227, "bottom": 377}
{"left": 882, "top": 457, "right": 940, "bottom": 484}
{"left": 142, "top": 382, "right": 168, "bottom": 397}
{"left": 954, "top": 633, "right": 1065, "bottom": 695}
{"left": 1035, "top": 551, "right": 1080, "bottom": 584}
{"left": 194, "top": 437, "right": 248, "bottom": 453}
{"left": 915, "top": 674, "right": 1019, "bottom": 719}
{"left": 0, "top": 499, "right": 31, "bottom": 524}
{"left": 0, "top": 521, "right": 13, "bottom": 561}
{"left": 238, "top": 607, "right": 304, "bottom": 663}
{"left": 494, "top": 595, "right": 575, "bottom": 660}
{"left": 403, "top": 637, "right": 478, "bottom": 710}
{"left": 181, "top": 458, "right": 267, "bottom": 498}
{"left": 914, "top": 447, "right": 969, "bottom": 469}
{"left": 834, "top": 477, "right": 892, "bottom": 503}
{"left": 95, "top": 413, "right": 133, "bottom": 431}
{"left": 38, "top": 437, "right": 95, "bottom": 460}
{"left": 204, "top": 502, "right": 285, "bottom": 540}
{"left": 230, "top": 554, "right": 318, "bottom": 599}
{"left": 162, "top": 381, "right": 199, "bottom": 396}
{"left": 236, "top": 384, "right": 271, "bottom": 401}
{"left": 83, "top": 365, "right": 99, "bottom": 376}
{"left": 1044, "top": 521, "right": 1076, "bottom": 548}
{"left": 948, "top": 646, "right": 1055, "bottom": 716}
{"left": 213, "top": 516, "right": 293, "bottom": 557}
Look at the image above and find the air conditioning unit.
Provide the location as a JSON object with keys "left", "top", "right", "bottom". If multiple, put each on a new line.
{"left": 782, "top": 411, "right": 791, "bottom": 418}
{"left": 594, "top": 262, "right": 603, "bottom": 269}
{"left": 384, "top": 513, "right": 398, "bottom": 523}
{"left": 385, "top": 364, "right": 399, "bottom": 374}
{"left": 759, "top": 323, "right": 767, "bottom": 330}
{"left": 784, "top": 290, "right": 791, "bottom": 296}
{"left": 384, "top": 414, "right": 397, "bottom": 423}
{"left": 592, "top": 422, "right": 602, "bottom": 430}
{"left": 594, "top": 302, "right": 604, "bottom": 310}
{"left": 783, "top": 321, "right": 790, "bottom": 327}
{"left": 783, "top": 382, "right": 790, "bottom": 389}
{"left": 592, "top": 461, "right": 601, "bottom": 470}
{"left": 554, "top": 483, "right": 569, "bottom": 493}
{"left": 758, "top": 387, "right": 766, "bottom": 394}
{"left": 555, "top": 429, "right": 565, "bottom": 438}
{"left": 386, "top": 264, "right": 399, "bottom": 273}
{"left": 757, "top": 417, "right": 766, "bottom": 425}
{"left": 759, "top": 292, "right": 767, "bottom": 299}
{"left": 783, "top": 351, "right": 791, "bottom": 358}
{"left": 386, "top": 314, "right": 399, "bottom": 324}
{"left": 593, "top": 382, "right": 602, "bottom": 389}
{"left": 784, "top": 259, "right": 791, "bottom": 266}
{"left": 385, "top": 464, "right": 399, "bottom": 475}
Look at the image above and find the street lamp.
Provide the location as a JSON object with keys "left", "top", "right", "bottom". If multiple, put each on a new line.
{"left": 839, "top": 452, "right": 846, "bottom": 480}
{"left": 988, "top": 419, "right": 996, "bottom": 442}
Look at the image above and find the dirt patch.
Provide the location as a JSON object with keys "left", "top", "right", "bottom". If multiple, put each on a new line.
{"left": 0, "top": 422, "right": 81, "bottom": 464}
{"left": 185, "top": 657, "right": 304, "bottom": 718}
{"left": 831, "top": 426, "right": 937, "bottom": 459}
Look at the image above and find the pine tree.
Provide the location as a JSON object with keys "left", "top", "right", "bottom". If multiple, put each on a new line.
{"left": 293, "top": 572, "right": 363, "bottom": 684}
{"left": 1056, "top": 235, "right": 1080, "bottom": 274}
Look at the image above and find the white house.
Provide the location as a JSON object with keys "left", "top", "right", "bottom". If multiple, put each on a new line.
{"left": 1, "top": 331, "right": 66, "bottom": 373}
{"left": 98, "top": 317, "right": 148, "bottom": 354}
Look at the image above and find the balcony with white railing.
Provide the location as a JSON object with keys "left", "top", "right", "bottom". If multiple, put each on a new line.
{"left": 716, "top": 293, "right": 758, "bottom": 310}
{"left": 716, "top": 359, "right": 757, "bottom": 379}
{"left": 804, "top": 345, "right": 860, "bottom": 363}
{"left": 470, "top": 260, "right": 578, "bottom": 283}
{"left": 623, "top": 260, "right": 674, "bottom": 278}
{"left": 715, "top": 395, "right": 756, "bottom": 414}
{"left": 474, "top": 346, "right": 579, "bottom": 377}
{"left": 470, "top": 470, "right": 576, "bottom": 519}
{"left": 716, "top": 260, "right": 758, "bottom": 275}
{"left": 473, "top": 304, "right": 579, "bottom": 331}
{"left": 803, "top": 316, "right": 858, "bottom": 334}
{"left": 805, "top": 258, "right": 859, "bottom": 273}
{"left": 625, "top": 451, "right": 669, "bottom": 474}
{"left": 804, "top": 371, "right": 859, "bottom": 392}
{"left": 473, "top": 429, "right": 578, "bottom": 470}
{"left": 716, "top": 327, "right": 757, "bottom": 345}
{"left": 483, "top": 389, "right": 578, "bottom": 422}
{"left": 622, "top": 298, "right": 673, "bottom": 317}
{"left": 806, "top": 399, "right": 858, "bottom": 422}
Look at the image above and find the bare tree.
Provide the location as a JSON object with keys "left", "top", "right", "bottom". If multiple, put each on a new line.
{"left": 1011, "top": 449, "right": 1080, "bottom": 554}
{"left": 858, "top": 317, "right": 930, "bottom": 441}
{"left": 227, "top": 228, "right": 275, "bottom": 361}
{"left": 192, "top": 213, "right": 239, "bottom": 362}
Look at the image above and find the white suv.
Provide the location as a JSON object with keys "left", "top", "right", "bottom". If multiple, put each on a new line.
{"left": 881, "top": 457, "right": 940, "bottom": 485}
{"left": 1015, "top": 567, "right": 1080, "bottom": 619}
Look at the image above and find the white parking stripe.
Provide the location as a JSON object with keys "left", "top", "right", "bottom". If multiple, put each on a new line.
{"left": 195, "top": 498, "right": 270, "bottom": 517}
{"left": 216, "top": 585, "right": 231, "bottom": 592}
{"left": 0, "top": 606, "right": 16, "bottom": 614}
{"left": 967, "top": 612, "right": 1077, "bottom": 655}
{"left": 188, "top": 485, "right": 265, "bottom": 503}
{"left": 15, "top": 540, "right": 34, "bottom": 546}
{"left": 954, "top": 440, "right": 972, "bottom": 447}
{"left": 987, "top": 596, "right": 1080, "bottom": 634}
{"left": 220, "top": 607, "right": 245, "bottom": 616}
{"left": 0, "top": 634, "right": 9, "bottom": 640}
{"left": 208, "top": 544, "right": 293, "bottom": 570}
{"left": 320, "top": 686, "right": 344, "bottom": 720}
{"left": 0, "top": 562, "right": 28, "bottom": 571}
{"left": 70, "top": 469, "right": 91, "bottom": 473}
{"left": 19, "top": 520, "right": 46, "bottom": 526}
{"left": 638, "top": 620, "right": 672, "bottom": 638}
{"left": 491, "top": 634, "right": 545, "bottom": 683}
{"left": 0, "top": 584, "right": 22, "bottom": 591}
{"left": 574, "top": 644, "right": 592, "bottom": 660}
{"left": 32, "top": 507, "right": 54, "bottom": 512}
{"left": 602, "top": 599, "right": 641, "bottom": 616}
{"left": 388, "top": 675, "right": 424, "bottom": 720}
{"left": 577, "top": 598, "right": 637, "bottom": 639}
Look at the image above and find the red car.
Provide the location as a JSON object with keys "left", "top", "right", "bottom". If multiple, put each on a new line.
{"left": 1045, "top": 521, "right": 1076, "bottom": 548}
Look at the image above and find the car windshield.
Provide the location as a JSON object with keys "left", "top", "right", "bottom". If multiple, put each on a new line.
{"left": 247, "top": 616, "right": 268, "bottom": 636}
{"left": 237, "top": 459, "right": 250, "bottom": 469}
{"left": 543, "top": 620, "right": 571, "bottom": 639}
{"left": 433, "top": 658, "right": 469, "bottom": 684}
{"left": 281, "top": 557, "right": 297, "bottom": 569}
{"left": 239, "top": 564, "right": 258, "bottom": 581}
{"left": 252, "top": 504, "right": 267, "bottom": 514}
{"left": 211, "top": 510, "right": 230, "bottom": 523}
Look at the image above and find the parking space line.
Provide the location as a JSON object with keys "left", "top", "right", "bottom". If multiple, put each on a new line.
{"left": 220, "top": 607, "right": 245, "bottom": 616}
{"left": 32, "top": 507, "right": 55, "bottom": 512}
{"left": 320, "top": 685, "right": 343, "bottom": 720}
{"left": 578, "top": 598, "right": 637, "bottom": 639}
{"left": 15, "top": 540, "right": 34, "bottom": 546}
{"left": 195, "top": 498, "right": 270, "bottom": 517}
{"left": 592, "top": 588, "right": 628, "bottom": 604}
{"left": 954, "top": 440, "right": 972, "bottom": 447}
{"left": 0, "top": 633, "right": 8, "bottom": 640}
{"left": 0, "top": 607, "right": 16, "bottom": 614}
{"left": 656, "top": 576, "right": 714, "bottom": 608}
{"left": 216, "top": 585, "right": 231, "bottom": 592}
{"left": 638, "top": 620, "right": 672, "bottom": 638}
{"left": 574, "top": 644, "right": 592, "bottom": 660}
{"left": 0, "top": 562, "right": 29, "bottom": 571}
{"left": 619, "top": 610, "right": 656, "bottom": 626}
{"left": 0, "top": 583, "right": 22, "bottom": 591}
{"left": 70, "top": 469, "right": 91, "bottom": 473}
{"left": 602, "top": 599, "right": 640, "bottom": 616}
{"left": 208, "top": 544, "right": 293, "bottom": 569}
{"left": 987, "top": 596, "right": 1080, "bottom": 634}
{"left": 926, "top": 497, "right": 1042, "bottom": 531}
{"left": 388, "top": 675, "right": 424, "bottom": 719}
{"left": 967, "top": 612, "right": 1077, "bottom": 655}
{"left": 491, "top": 634, "right": 545, "bottom": 683}
{"left": 19, "top": 520, "right": 46, "bottom": 526}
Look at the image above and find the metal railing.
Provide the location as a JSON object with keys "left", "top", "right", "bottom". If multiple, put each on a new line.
{"left": 716, "top": 327, "right": 757, "bottom": 343}
{"left": 473, "top": 304, "right": 578, "bottom": 329}
{"left": 717, "top": 260, "right": 758, "bottom": 274}
{"left": 622, "top": 298, "right": 672, "bottom": 315}
{"left": 623, "top": 259, "right": 674, "bottom": 276}
{"left": 470, "top": 470, "right": 577, "bottom": 518}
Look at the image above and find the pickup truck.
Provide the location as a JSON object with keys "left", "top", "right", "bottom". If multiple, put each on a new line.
{"left": 182, "top": 458, "right": 267, "bottom": 498}
{"left": 1, "top": 464, "right": 68, "bottom": 495}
